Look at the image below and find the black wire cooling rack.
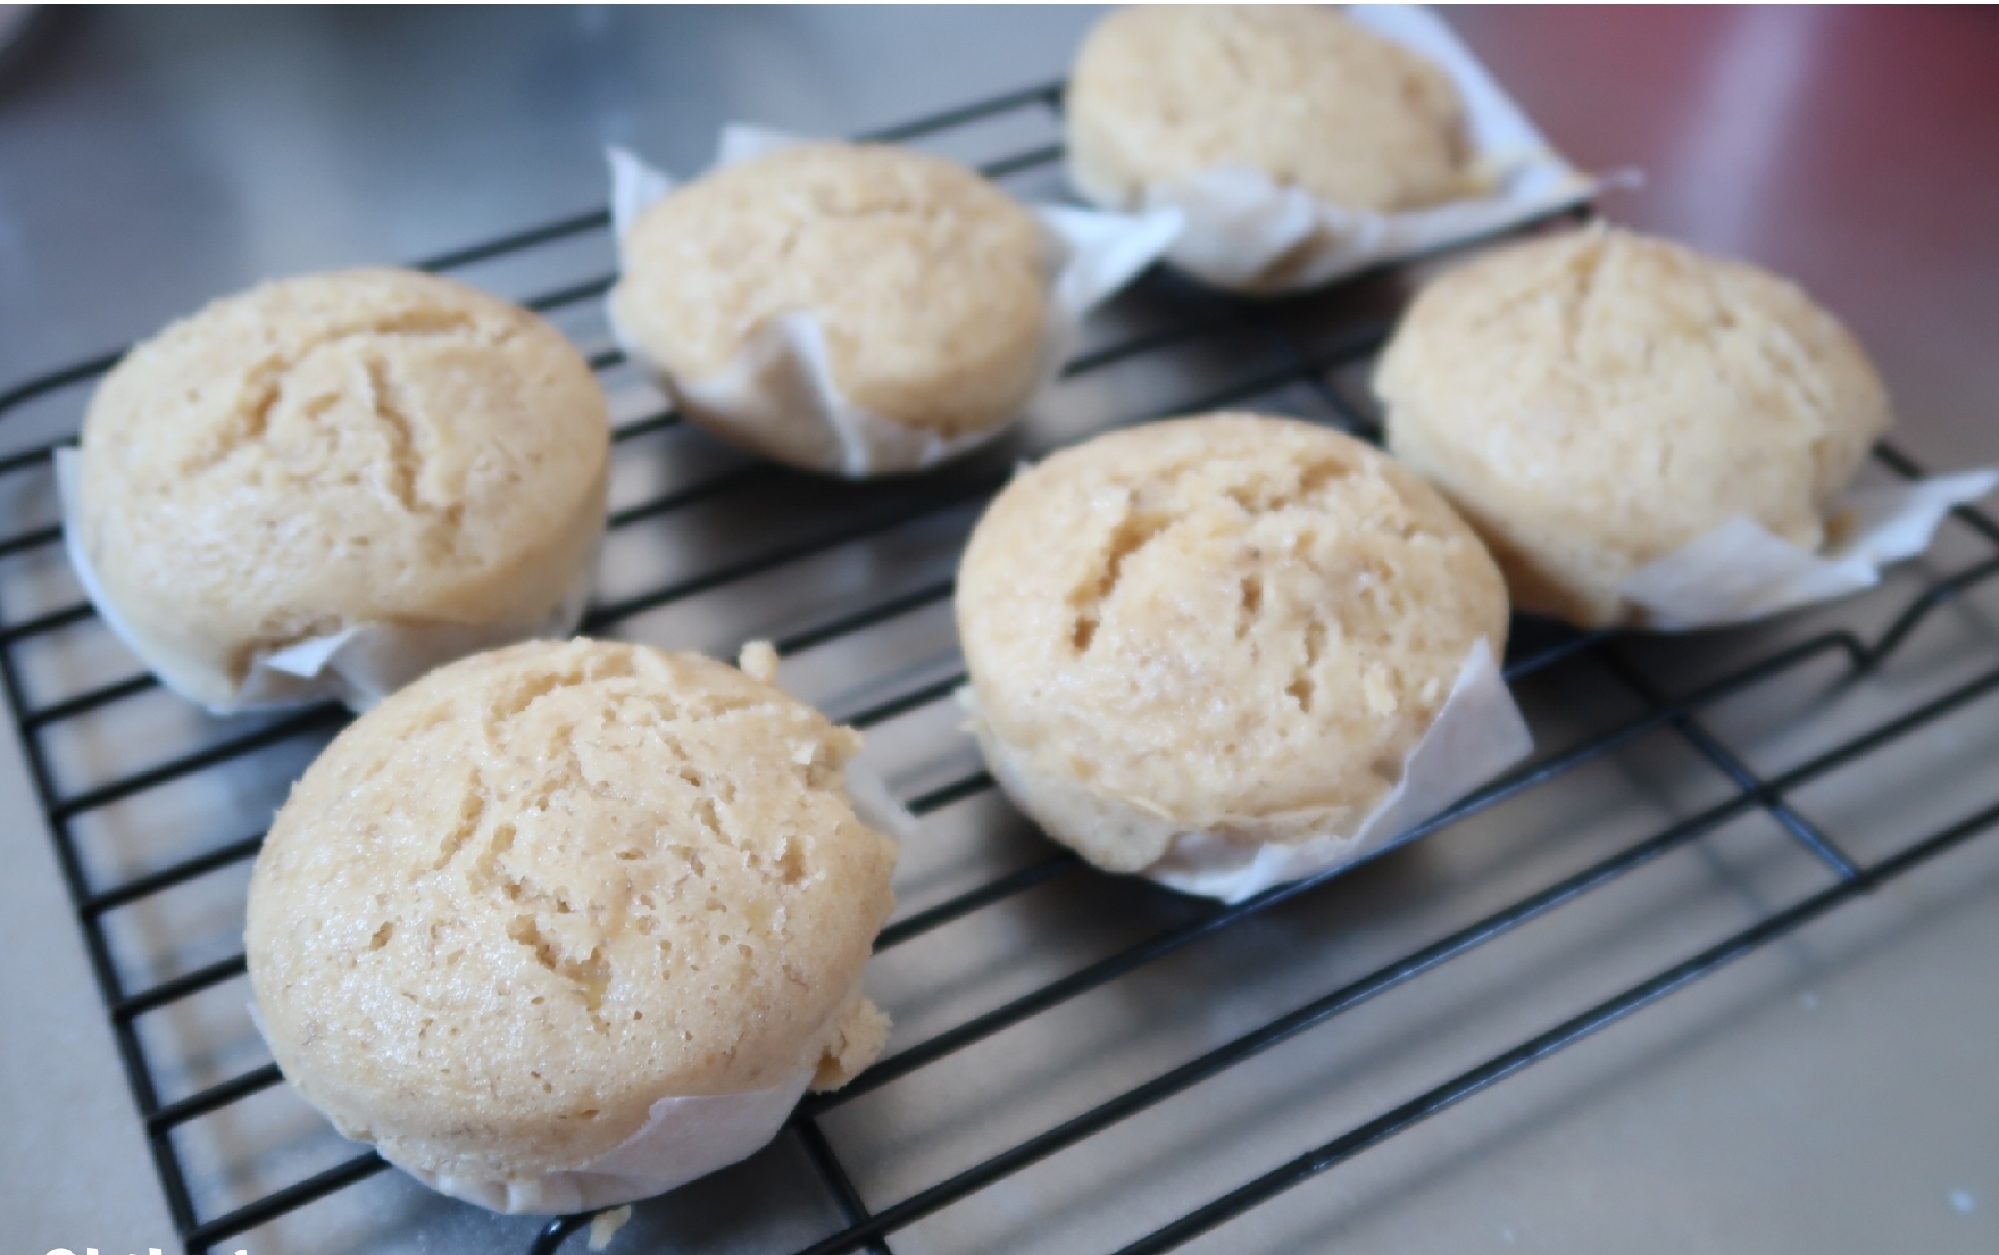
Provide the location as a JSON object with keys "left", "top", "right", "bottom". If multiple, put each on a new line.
{"left": 6, "top": 80, "right": 1999, "bottom": 1255}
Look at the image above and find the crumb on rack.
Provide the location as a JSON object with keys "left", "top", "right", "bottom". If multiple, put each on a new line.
{"left": 588, "top": 1204, "right": 634, "bottom": 1250}
{"left": 739, "top": 639, "right": 780, "bottom": 683}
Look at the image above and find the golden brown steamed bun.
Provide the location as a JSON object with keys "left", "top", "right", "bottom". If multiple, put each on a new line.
{"left": 73, "top": 268, "right": 610, "bottom": 708}
{"left": 246, "top": 639, "right": 897, "bottom": 1201}
{"left": 610, "top": 141, "right": 1048, "bottom": 471}
{"left": 1375, "top": 225, "right": 1892, "bottom": 628}
{"left": 1066, "top": 5, "right": 1471, "bottom": 214}
{"left": 956, "top": 414, "right": 1508, "bottom": 876}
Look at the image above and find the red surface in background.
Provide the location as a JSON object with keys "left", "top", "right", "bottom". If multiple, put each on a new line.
{"left": 1453, "top": 6, "right": 1999, "bottom": 463}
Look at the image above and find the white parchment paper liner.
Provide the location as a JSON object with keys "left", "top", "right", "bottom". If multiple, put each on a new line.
{"left": 1618, "top": 469, "right": 1999, "bottom": 629}
{"left": 968, "top": 637, "right": 1532, "bottom": 905}
{"left": 1084, "top": 4, "right": 1607, "bottom": 295}
{"left": 56, "top": 448, "right": 595, "bottom": 716}
{"left": 252, "top": 995, "right": 818, "bottom": 1216}
{"left": 606, "top": 127, "right": 1182, "bottom": 478}
{"left": 844, "top": 755, "right": 924, "bottom": 844}
{"left": 403, "top": 1067, "right": 817, "bottom": 1214}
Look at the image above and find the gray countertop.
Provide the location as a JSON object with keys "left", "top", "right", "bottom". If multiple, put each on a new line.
{"left": 4, "top": 7, "right": 1999, "bottom": 1254}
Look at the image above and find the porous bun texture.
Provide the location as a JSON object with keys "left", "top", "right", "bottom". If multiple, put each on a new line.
{"left": 1376, "top": 225, "right": 1891, "bottom": 627}
{"left": 246, "top": 639, "right": 898, "bottom": 1183}
{"left": 957, "top": 414, "right": 1508, "bottom": 874}
{"left": 1067, "top": 5, "right": 1470, "bottom": 213}
{"left": 611, "top": 141, "right": 1048, "bottom": 444}
{"left": 75, "top": 268, "right": 610, "bottom": 707}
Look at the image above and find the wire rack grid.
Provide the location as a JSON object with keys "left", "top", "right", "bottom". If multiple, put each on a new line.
{"left": 5, "top": 80, "right": 1999, "bottom": 1255}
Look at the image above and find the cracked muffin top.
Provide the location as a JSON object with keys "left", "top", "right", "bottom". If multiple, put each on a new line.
{"left": 956, "top": 414, "right": 1507, "bottom": 872}
{"left": 1065, "top": 5, "right": 1472, "bottom": 214}
{"left": 246, "top": 639, "right": 898, "bottom": 1183}
{"left": 609, "top": 141, "right": 1048, "bottom": 438}
{"left": 74, "top": 267, "right": 610, "bottom": 706}
{"left": 1376, "top": 225, "right": 1891, "bottom": 627}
